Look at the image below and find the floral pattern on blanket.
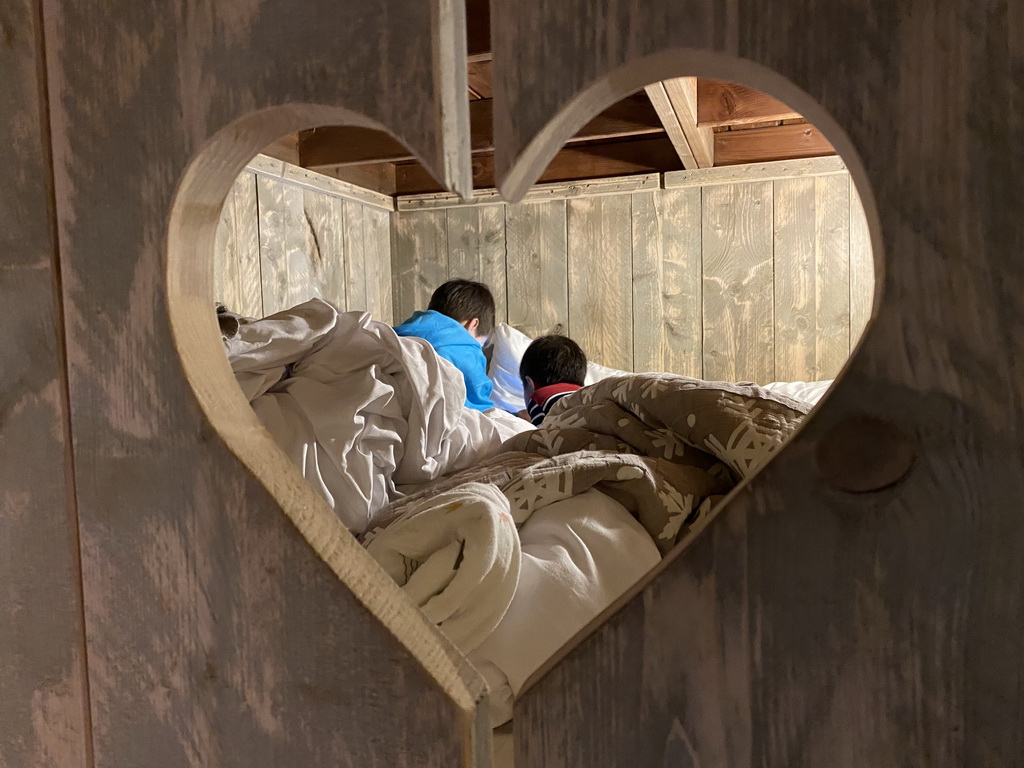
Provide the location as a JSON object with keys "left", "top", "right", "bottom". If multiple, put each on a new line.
{"left": 502, "top": 373, "right": 809, "bottom": 551}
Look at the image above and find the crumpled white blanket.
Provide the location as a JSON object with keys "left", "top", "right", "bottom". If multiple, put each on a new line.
{"left": 364, "top": 483, "right": 521, "bottom": 654}
{"left": 223, "top": 299, "right": 531, "bottom": 533}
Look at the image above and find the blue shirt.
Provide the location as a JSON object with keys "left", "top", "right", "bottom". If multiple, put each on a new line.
{"left": 394, "top": 310, "right": 495, "bottom": 412}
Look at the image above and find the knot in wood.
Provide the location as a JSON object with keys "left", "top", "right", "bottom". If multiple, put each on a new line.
{"left": 815, "top": 414, "right": 914, "bottom": 493}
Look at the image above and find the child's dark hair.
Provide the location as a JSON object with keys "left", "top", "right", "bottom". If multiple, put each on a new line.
{"left": 428, "top": 279, "right": 496, "bottom": 337}
{"left": 520, "top": 335, "right": 587, "bottom": 388}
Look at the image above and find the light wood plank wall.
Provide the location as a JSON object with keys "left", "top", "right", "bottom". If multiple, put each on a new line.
{"left": 393, "top": 157, "right": 874, "bottom": 383}
{"left": 214, "top": 155, "right": 395, "bottom": 323}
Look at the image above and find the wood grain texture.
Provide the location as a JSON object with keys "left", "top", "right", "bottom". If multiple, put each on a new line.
{"left": 849, "top": 178, "right": 874, "bottom": 352}
{"left": 391, "top": 209, "right": 449, "bottom": 323}
{"left": 0, "top": 2, "right": 91, "bottom": 766}
{"left": 505, "top": 200, "right": 569, "bottom": 338}
{"left": 567, "top": 194, "right": 633, "bottom": 370}
{"left": 365, "top": 207, "right": 395, "bottom": 323}
{"left": 343, "top": 199, "right": 370, "bottom": 313}
{"left": 38, "top": 0, "right": 487, "bottom": 766}
{"left": 495, "top": 3, "right": 1024, "bottom": 767}
{"left": 303, "top": 190, "right": 347, "bottom": 311}
{"left": 446, "top": 205, "right": 508, "bottom": 324}
{"left": 715, "top": 122, "right": 836, "bottom": 167}
{"left": 658, "top": 187, "right": 705, "bottom": 378}
{"left": 215, "top": 173, "right": 264, "bottom": 316}
{"left": 697, "top": 79, "right": 802, "bottom": 128}
{"left": 702, "top": 181, "right": 775, "bottom": 382}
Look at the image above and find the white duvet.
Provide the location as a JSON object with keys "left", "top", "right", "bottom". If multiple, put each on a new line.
{"left": 223, "top": 299, "right": 531, "bottom": 534}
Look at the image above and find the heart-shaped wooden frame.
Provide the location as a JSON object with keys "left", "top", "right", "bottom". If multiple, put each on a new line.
{"left": 6, "top": 0, "right": 1022, "bottom": 766}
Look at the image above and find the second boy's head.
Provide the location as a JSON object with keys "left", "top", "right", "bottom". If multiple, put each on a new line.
{"left": 519, "top": 335, "right": 587, "bottom": 400}
{"left": 429, "top": 279, "right": 496, "bottom": 344}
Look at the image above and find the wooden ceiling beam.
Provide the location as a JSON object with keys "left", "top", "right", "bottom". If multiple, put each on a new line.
{"left": 300, "top": 94, "right": 663, "bottom": 168}
{"left": 644, "top": 77, "right": 714, "bottom": 169}
{"left": 394, "top": 136, "right": 682, "bottom": 195}
{"left": 713, "top": 122, "right": 836, "bottom": 166}
{"left": 697, "top": 79, "right": 802, "bottom": 127}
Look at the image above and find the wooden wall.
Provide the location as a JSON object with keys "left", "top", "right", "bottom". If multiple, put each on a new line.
{"left": 215, "top": 155, "right": 395, "bottom": 322}
{"left": 392, "top": 156, "right": 873, "bottom": 383}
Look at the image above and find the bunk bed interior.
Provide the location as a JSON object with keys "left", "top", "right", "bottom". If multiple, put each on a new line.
{"left": 213, "top": 78, "right": 875, "bottom": 765}
{"left": 10, "top": 0, "right": 1019, "bottom": 766}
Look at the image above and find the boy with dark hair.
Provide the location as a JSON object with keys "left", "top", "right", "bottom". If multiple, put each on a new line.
{"left": 519, "top": 335, "right": 587, "bottom": 426}
{"left": 394, "top": 279, "right": 496, "bottom": 411}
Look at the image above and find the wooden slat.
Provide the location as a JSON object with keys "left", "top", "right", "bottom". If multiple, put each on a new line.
{"left": 364, "top": 207, "right": 394, "bottom": 323}
{"left": 391, "top": 210, "right": 449, "bottom": 323}
{"left": 396, "top": 137, "right": 681, "bottom": 195}
{"left": 664, "top": 155, "right": 847, "bottom": 190}
{"left": 701, "top": 181, "right": 775, "bottom": 382}
{"left": 304, "top": 189, "right": 348, "bottom": 311}
{"left": 467, "top": 60, "right": 493, "bottom": 98}
{"left": 317, "top": 162, "right": 398, "bottom": 197}
{"left": 258, "top": 176, "right": 311, "bottom": 316}
{"left": 214, "top": 172, "right": 263, "bottom": 317}
{"left": 0, "top": 2, "right": 91, "bottom": 766}
{"left": 849, "top": 178, "right": 874, "bottom": 350}
{"left": 246, "top": 154, "right": 394, "bottom": 211}
{"left": 41, "top": 0, "right": 489, "bottom": 765}
{"left": 774, "top": 175, "right": 851, "bottom": 381}
{"left": 262, "top": 131, "right": 301, "bottom": 164}
{"left": 302, "top": 94, "right": 663, "bottom": 168}
{"left": 715, "top": 123, "right": 836, "bottom": 167}
{"left": 644, "top": 82, "right": 699, "bottom": 169}
{"left": 697, "top": 79, "right": 802, "bottom": 128}
{"left": 343, "top": 199, "right": 369, "bottom": 312}
{"left": 567, "top": 195, "right": 633, "bottom": 370}
{"left": 814, "top": 174, "right": 852, "bottom": 377}
{"left": 663, "top": 77, "right": 715, "bottom": 168}
{"left": 773, "top": 177, "right": 818, "bottom": 380}
{"left": 505, "top": 200, "right": 569, "bottom": 338}
{"left": 398, "top": 173, "right": 659, "bottom": 211}
{"left": 632, "top": 187, "right": 704, "bottom": 375}
{"left": 446, "top": 205, "right": 508, "bottom": 324}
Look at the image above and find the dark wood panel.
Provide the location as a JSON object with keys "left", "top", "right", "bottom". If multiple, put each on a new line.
{"left": 0, "top": 3, "right": 91, "bottom": 767}
{"left": 39, "top": 0, "right": 488, "bottom": 766}
{"left": 715, "top": 123, "right": 836, "bottom": 167}
{"left": 697, "top": 79, "right": 802, "bottom": 128}
{"left": 493, "top": 1, "right": 1024, "bottom": 767}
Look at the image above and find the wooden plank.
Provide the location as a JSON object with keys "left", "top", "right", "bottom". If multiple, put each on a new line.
{"left": 315, "top": 162, "right": 398, "bottom": 197}
{"left": 849, "top": 178, "right": 874, "bottom": 350}
{"left": 644, "top": 82, "right": 700, "bottom": 169}
{"left": 467, "top": 60, "right": 493, "bottom": 98}
{"left": 262, "top": 131, "right": 301, "bottom": 164}
{"left": 505, "top": 200, "right": 569, "bottom": 338}
{"left": 664, "top": 155, "right": 847, "bottom": 189}
{"left": 496, "top": 4, "right": 1024, "bottom": 768}
{"left": 246, "top": 154, "right": 394, "bottom": 210}
{"left": 814, "top": 174, "right": 852, "bottom": 377}
{"left": 396, "top": 137, "right": 682, "bottom": 195}
{"left": 701, "top": 181, "right": 775, "bottom": 382}
{"left": 715, "top": 122, "right": 836, "bottom": 167}
{"left": 42, "top": 0, "right": 490, "bottom": 765}
{"left": 391, "top": 210, "right": 449, "bottom": 323}
{"left": 567, "top": 195, "right": 633, "bottom": 370}
{"left": 304, "top": 190, "right": 347, "bottom": 311}
{"left": 663, "top": 77, "right": 715, "bottom": 168}
{"left": 697, "top": 79, "right": 802, "bottom": 128}
{"left": 343, "top": 199, "right": 369, "bottom": 312}
{"left": 0, "top": 2, "right": 91, "bottom": 766}
{"left": 446, "top": 205, "right": 508, "bottom": 324}
{"left": 302, "top": 94, "right": 663, "bottom": 168}
{"left": 397, "top": 173, "right": 659, "bottom": 211}
{"left": 630, "top": 191, "right": 666, "bottom": 371}
{"left": 773, "top": 177, "right": 818, "bottom": 380}
{"left": 257, "top": 175, "right": 311, "bottom": 316}
{"left": 364, "top": 207, "right": 394, "bottom": 323}
{"left": 659, "top": 187, "right": 704, "bottom": 377}
{"left": 214, "top": 172, "right": 263, "bottom": 317}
